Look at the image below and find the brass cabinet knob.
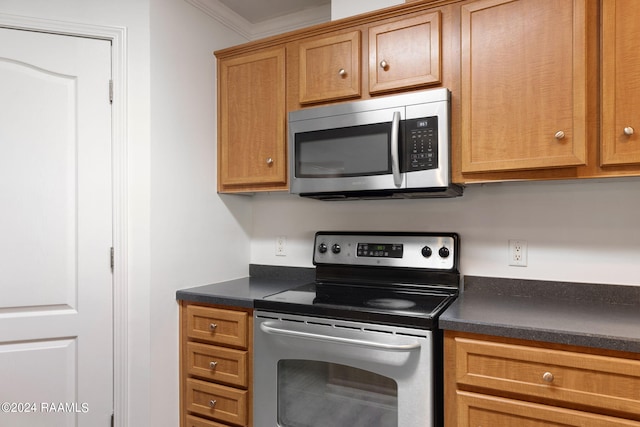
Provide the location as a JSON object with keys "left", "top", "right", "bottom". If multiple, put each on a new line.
{"left": 380, "top": 60, "right": 389, "bottom": 70}
{"left": 542, "top": 371, "right": 554, "bottom": 383}
{"left": 209, "top": 323, "right": 217, "bottom": 331}
{"left": 209, "top": 400, "right": 217, "bottom": 408}
{"left": 624, "top": 126, "right": 634, "bottom": 136}
{"left": 338, "top": 68, "right": 346, "bottom": 77}
{"left": 266, "top": 157, "right": 274, "bottom": 165}
{"left": 554, "top": 131, "right": 565, "bottom": 140}
{"left": 210, "top": 361, "right": 218, "bottom": 369}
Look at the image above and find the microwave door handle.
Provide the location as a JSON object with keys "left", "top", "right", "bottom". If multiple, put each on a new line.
{"left": 391, "top": 111, "right": 402, "bottom": 187}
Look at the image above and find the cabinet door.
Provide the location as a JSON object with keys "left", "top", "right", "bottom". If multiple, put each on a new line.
{"left": 457, "top": 392, "right": 640, "bottom": 427}
{"left": 601, "top": 0, "right": 640, "bottom": 166}
{"left": 368, "top": 11, "right": 441, "bottom": 94}
{"left": 460, "top": 0, "right": 587, "bottom": 173}
{"left": 298, "top": 31, "right": 361, "bottom": 104}
{"left": 218, "top": 47, "right": 287, "bottom": 192}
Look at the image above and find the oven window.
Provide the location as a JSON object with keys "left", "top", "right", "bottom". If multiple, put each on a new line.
{"left": 277, "top": 359, "right": 398, "bottom": 426}
{"left": 295, "top": 123, "right": 392, "bottom": 178}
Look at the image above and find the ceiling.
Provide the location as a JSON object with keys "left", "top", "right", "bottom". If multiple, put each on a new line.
{"left": 217, "top": 0, "right": 331, "bottom": 23}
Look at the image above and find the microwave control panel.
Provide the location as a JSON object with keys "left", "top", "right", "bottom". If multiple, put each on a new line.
{"left": 404, "top": 116, "right": 438, "bottom": 172}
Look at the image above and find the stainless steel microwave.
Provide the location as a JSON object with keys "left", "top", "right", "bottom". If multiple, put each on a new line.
{"left": 288, "top": 88, "right": 463, "bottom": 200}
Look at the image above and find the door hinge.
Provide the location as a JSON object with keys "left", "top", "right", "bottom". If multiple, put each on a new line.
{"left": 109, "top": 80, "right": 113, "bottom": 104}
{"left": 110, "top": 247, "right": 114, "bottom": 273}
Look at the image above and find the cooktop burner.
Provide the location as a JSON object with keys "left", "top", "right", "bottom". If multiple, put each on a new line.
{"left": 256, "top": 232, "right": 460, "bottom": 329}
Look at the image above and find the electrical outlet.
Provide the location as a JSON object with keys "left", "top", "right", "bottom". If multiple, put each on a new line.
{"left": 275, "top": 236, "right": 287, "bottom": 256}
{"left": 508, "top": 239, "right": 527, "bottom": 267}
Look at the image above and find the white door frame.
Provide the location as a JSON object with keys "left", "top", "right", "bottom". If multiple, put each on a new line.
{"left": 0, "top": 14, "right": 129, "bottom": 427}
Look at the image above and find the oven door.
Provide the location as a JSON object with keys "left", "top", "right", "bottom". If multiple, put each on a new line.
{"left": 254, "top": 312, "right": 435, "bottom": 427}
{"left": 289, "top": 107, "right": 406, "bottom": 195}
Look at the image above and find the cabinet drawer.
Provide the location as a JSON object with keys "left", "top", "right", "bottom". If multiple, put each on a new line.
{"left": 186, "top": 414, "right": 233, "bottom": 427}
{"left": 186, "top": 378, "right": 248, "bottom": 426}
{"left": 457, "top": 391, "right": 640, "bottom": 427}
{"left": 187, "top": 342, "right": 248, "bottom": 388}
{"left": 186, "top": 305, "right": 248, "bottom": 349}
{"left": 453, "top": 336, "right": 640, "bottom": 416}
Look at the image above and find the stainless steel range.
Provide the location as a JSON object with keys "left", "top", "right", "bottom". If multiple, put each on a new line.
{"left": 254, "top": 231, "right": 460, "bottom": 427}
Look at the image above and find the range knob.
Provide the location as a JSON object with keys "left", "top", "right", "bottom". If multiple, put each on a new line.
{"left": 439, "top": 247, "right": 450, "bottom": 258}
{"left": 318, "top": 243, "right": 328, "bottom": 254}
{"left": 331, "top": 244, "right": 341, "bottom": 254}
{"left": 421, "top": 246, "right": 432, "bottom": 258}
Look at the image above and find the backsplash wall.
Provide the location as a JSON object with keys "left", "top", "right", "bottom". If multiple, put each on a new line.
{"left": 250, "top": 178, "right": 640, "bottom": 287}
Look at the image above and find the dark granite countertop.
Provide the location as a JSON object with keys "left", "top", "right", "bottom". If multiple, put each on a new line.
{"left": 176, "top": 264, "right": 315, "bottom": 308}
{"left": 440, "top": 276, "right": 640, "bottom": 353}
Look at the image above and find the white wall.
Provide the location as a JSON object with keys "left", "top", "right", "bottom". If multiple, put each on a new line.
{"left": 251, "top": 178, "right": 640, "bottom": 287}
{"left": 149, "top": 0, "right": 252, "bottom": 425}
{"left": 331, "top": 0, "right": 404, "bottom": 20}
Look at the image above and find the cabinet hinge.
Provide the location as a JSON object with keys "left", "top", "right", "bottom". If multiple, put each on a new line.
{"left": 110, "top": 247, "right": 114, "bottom": 273}
{"left": 109, "top": 80, "right": 113, "bottom": 104}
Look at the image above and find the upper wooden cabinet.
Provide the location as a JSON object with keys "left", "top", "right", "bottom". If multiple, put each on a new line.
{"left": 217, "top": 47, "right": 287, "bottom": 193}
{"left": 298, "top": 31, "right": 361, "bottom": 104}
{"left": 459, "top": 0, "right": 588, "bottom": 174}
{"left": 368, "top": 11, "right": 441, "bottom": 94}
{"left": 601, "top": 0, "right": 640, "bottom": 166}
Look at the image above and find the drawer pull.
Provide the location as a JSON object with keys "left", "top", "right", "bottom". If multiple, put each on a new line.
{"left": 209, "top": 361, "right": 218, "bottom": 369}
{"left": 624, "top": 126, "right": 635, "bottom": 136}
{"left": 209, "top": 399, "right": 217, "bottom": 408}
{"left": 542, "top": 371, "right": 554, "bottom": 383}
{"left": 209, "top": 323, "right": 218, "bottom": 331}
{"left": 554, "top": 130, "right": 565, "bottom": 140}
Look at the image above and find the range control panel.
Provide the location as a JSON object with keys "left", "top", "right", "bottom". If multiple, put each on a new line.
{"left": 313, "top": 232, "right": 458, "bottom": 271}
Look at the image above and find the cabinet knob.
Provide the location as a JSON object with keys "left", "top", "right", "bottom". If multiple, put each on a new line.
{"left": 338, "top": 68, "right": 346, "bottom": 77}
{"left": 209, "top": 400, "right": 217, "bottom": 408}
{"left": 554, "top": 131, "right": 565, "bottom": 140}
{"left": 624, "top": 126, "right": 635, "bottom": 136}
{"left": 266, "top": 157, "right": 274, "bottom": 165}
{"left": 379, "top": 60, "right": 389, "bottom": 70}
{"left": 210, "top": 361, "right": 218, "bottom": 369}
{"left": 542, "top": 371, "right": 554, "bottom": 383}
{"left": 209, "top": 323, "right": 217, "bottom": 331}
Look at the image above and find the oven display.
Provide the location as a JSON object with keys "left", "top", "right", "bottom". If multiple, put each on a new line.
{"left": 357, "top": 243, "right": 403, "bottom": 258}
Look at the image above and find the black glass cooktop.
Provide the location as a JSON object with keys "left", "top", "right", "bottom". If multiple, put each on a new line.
{"left": 255, "top": 282, "right": 457, "bottom": 329}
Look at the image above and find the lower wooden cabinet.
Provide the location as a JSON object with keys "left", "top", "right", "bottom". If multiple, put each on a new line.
{"left": 445, "top": 331, "right": 640, "bottom": 427}
{"left": 181, "top": 302, "right": 253, "bottom": 427}
{"left": 457, "top": 391, "right": 640, "bottom": 427}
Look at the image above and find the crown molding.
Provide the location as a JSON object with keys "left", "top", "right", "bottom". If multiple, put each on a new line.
{"left": 184, "top": 0, "right": 330, "bottom": 41}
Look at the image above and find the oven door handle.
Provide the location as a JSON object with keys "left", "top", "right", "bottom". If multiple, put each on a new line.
{"left": 259, "top": 322, "right": 420, "bottom": 351}
{"left": 390, "top": 110, "right": 403, "bottom": 188}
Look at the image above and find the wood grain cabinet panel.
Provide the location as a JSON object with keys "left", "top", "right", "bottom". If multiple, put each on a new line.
{"left": 186, "top": 305, "right": 248, "bottom": 349}
{"left": 181, "top": 303, "right": 253, "bottom": 427}
{"left": 445, "top": 331, "right": 640, "bottom": 427}
{"left": 457, "top": 392, "right": 640, "bottom": 427}
{"left": 601, "top": 0, "right": 640, "bottom": 166}
{"left": 298, "top": 31, "right": 361, "bottom": 104}
{"left": 186, "top": 378, "right": 248, "bottom": 426}
{"left": 217, "top": 47, "right": 287, "bottom": 192}
{"left": 368, "top": 11, "right": 441, "bottom": 94}
{"left": 453, "top": 335, "right": 640, "bottom": 417}
{"left": 460, "top": 0, "right": 588, "bottom": 173}
{"left": 187, "top": 342, "right": 248, "bottom": 388}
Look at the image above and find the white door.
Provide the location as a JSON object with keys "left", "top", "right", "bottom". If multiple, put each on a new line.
{"left": 0, "top": 28, "right": 113, "bottom": 426}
